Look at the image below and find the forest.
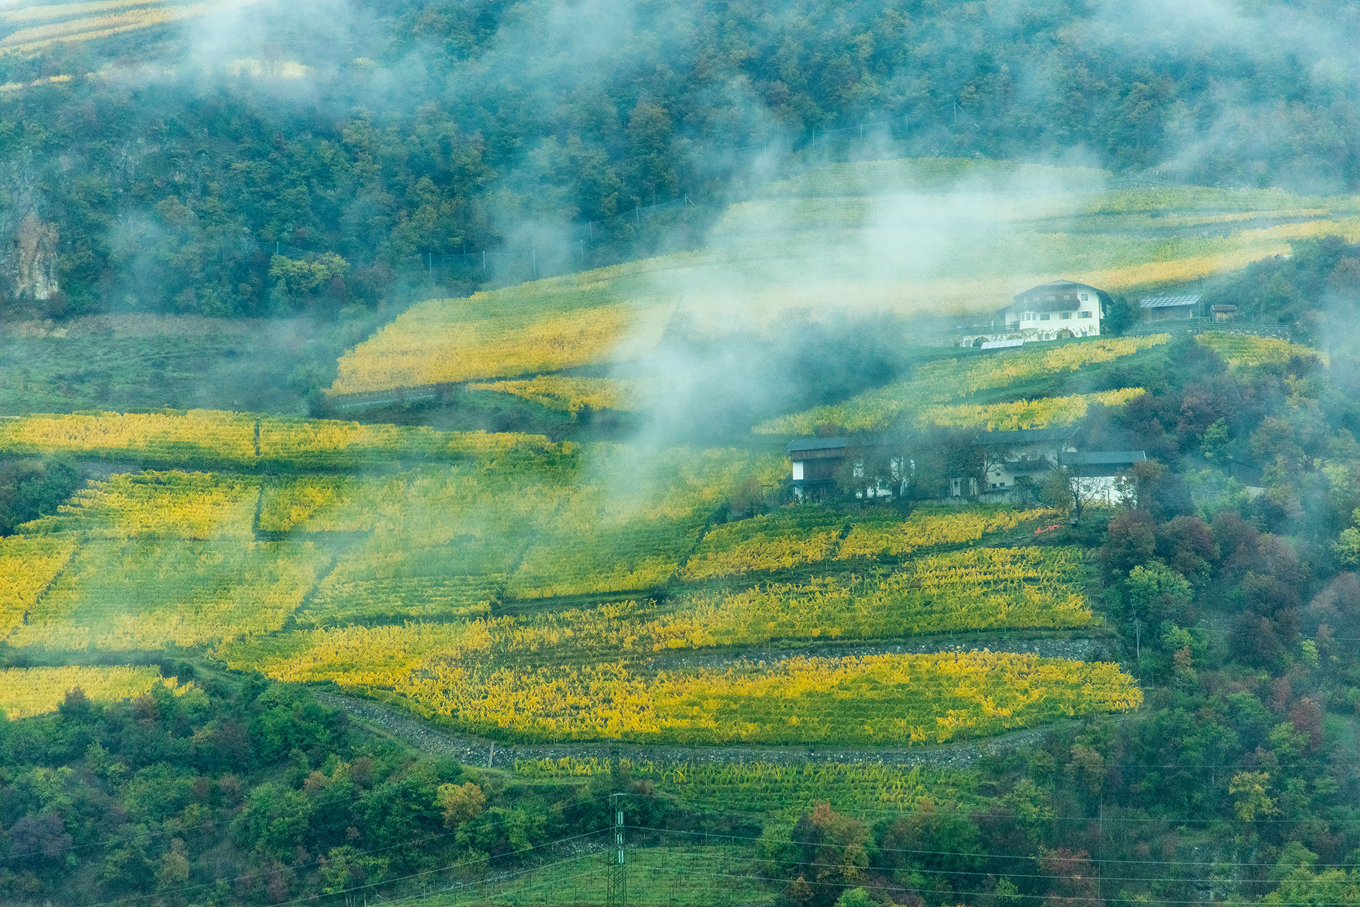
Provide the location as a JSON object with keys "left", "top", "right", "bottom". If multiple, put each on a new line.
{"left": 4, "top": 0, "right": 1360, "bottom": 318}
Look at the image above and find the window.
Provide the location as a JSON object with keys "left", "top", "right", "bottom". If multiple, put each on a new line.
{"left": 1079, "top": 293, "right": 1089, "bottom": 301}
{"left": 1040, "top": 313, "right": 1050, "bottom": 321}
{"left": 1079, "top": 311, "right": 1092, "bottom": 319}
{"left": 1060, "top": 312, "right": 1072, "bottom": 320}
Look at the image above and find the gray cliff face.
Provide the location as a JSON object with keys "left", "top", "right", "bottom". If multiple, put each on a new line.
{"left": 2, "top": 210, "right": 59, "bottom": 303}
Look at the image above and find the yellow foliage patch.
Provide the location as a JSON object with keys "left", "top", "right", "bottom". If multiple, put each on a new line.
{"left": 0, "top": 666, "right": 184, "bottom": 719}
{"left": 917, "top": 388, "right": 1145, "bottom": 430}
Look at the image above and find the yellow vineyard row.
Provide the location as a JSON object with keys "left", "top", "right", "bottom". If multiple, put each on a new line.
{"left": 918, "top": 388, "right": 1145, "bottom": 431}
{"left": 0, "top": 666, "right": 186, "bottom": 720}
{"left": 0, "top": 535, "right": 76, "bottom": 636}
{"left": 755, "top": 337, "right": 1167, "bottom": 435}
{"left": 1, "top": 0, "right": 267, "bottom": 53}
{"left": 655, "top": 547, "right": 1095, "bottom": 648}
{"left": 838, "top": 506, "right": 1055, "bottom": 559}
{"left": 0, "top": 410, "right": 560, "bottom": 468}
{"left": 467, "top": 376, "right": 647, "bottom": 414}
{"left": 394, "top": 652, "right": 1140, "bottom": 745}
{"left": 227, "top": 547, "right": 1092, "bottom": 670}
{"left": 1196, "top": 332, "right": 1329, "bottom": 369}
{"left": 10, "top": 539, "right": 330, "bottom": 651}
{"left": 29, "top": 471, "right": 259, "bottom": 539}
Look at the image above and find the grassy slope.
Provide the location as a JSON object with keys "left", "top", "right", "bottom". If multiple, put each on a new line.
{"left": 329, "top": 158, "right": 1360, "bottom": 396}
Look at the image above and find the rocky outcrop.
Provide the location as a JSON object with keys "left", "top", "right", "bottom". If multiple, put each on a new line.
{"left": 3, "top": 211, "right": 60, "bottom": 302}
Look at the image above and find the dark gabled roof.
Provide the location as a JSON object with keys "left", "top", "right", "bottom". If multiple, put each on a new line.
{"left": 1010, "top": 280, "right": 1108, "bottom": 311}
{"left": 1063, "top": 451, "right": 1147, "bottom": 466}
{"left": 1140, "top": 294, "right": 1201, "bottom": 309}
{"left": 786, "top": 436, "right": 848, "bottom": 453}
{"left": 973, "top": 426, "right": 1082, "bottom": 446}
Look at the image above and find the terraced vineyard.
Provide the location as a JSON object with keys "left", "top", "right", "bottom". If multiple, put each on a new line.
{"left": 466, "top": 376, "right": 650, "bottom": 415}
{"left": 0, "top": 0, "right": 267, "bottom": 55}
{"left": 1196, "top": 332, "right": 1329, "bottom": 369}
{"left": 4, "top": 403, "right": 1138, "bottom": 748}
{"left": 0, "top": 224, "right": 1192, "bottom": 751}
{"left": 327, "top": 156, "right": 1359, "bottom": 403}
{"left": 0, "top": 410, "right": 567, "bottom": 471}
{"left": 755, "top": 336, "right": 1167, "bottom": 435}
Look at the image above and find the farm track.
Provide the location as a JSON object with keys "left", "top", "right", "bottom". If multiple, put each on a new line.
{"left": 318, "top": 690, "right": 1068, "bottom": 773}
{"left": 650, "top": 634, "right": 1116, "bottom": 670}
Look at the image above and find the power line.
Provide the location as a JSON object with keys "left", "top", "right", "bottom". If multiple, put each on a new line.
{"left": 624, "top": 824, "right": 1360, "bottom": 871}
{"left": 273, "top": 847, "right": 609, "bottom": 907}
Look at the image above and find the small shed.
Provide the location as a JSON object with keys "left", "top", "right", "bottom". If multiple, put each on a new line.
{"left": 1140, "top": 294, "right": 1201, "bottom": 321}
{"left": 786, "top": 437, "right": 848, "bottom": 491}
{"left": 1212, "top": 304, "right": 1238, "bottom": 323}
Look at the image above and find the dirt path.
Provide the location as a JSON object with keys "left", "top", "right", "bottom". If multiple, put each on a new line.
{"left": 654, "top": 635, "right": 1118, "bottom": 670}
{"left": 319, "top": 691, "right": 1064, "bottom": 772}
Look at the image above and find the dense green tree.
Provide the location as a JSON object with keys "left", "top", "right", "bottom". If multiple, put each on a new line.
{"left": 0, "top": 457, "right": 81, "bottom": 536}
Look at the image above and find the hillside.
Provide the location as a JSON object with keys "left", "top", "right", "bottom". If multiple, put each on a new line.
{"left": 2, "top": 305, "right": 1356, "bottom": 904}
{"left": 5, "top": 0, "right": 1360, "bottom": 320}
{"left": 328, "top": 159, "right": 1360, "bottom": 405}
{"left": 6, "top": 1, "right": 1360, "bottom": 906}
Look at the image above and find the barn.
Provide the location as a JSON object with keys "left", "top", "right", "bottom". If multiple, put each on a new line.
{"left": 786, "top": 437, "right": 848, "bottom": 497}
{"left": 1140, "top": 293, "right": 1201, "bottom": 321}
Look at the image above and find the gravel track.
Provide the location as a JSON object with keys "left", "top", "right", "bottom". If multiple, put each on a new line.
{"left": 318, "top": 637, "right": 1115, "bottom": 771}
{"left": 318, "top": 692, "right": 1063, "bottom": 772}
{"left": 657, "top": 635, "right": 1118, "bottom": 670}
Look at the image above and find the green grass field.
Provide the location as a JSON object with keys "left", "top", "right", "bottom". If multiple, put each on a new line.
{"left": 424, "top": 845, "right": 774, "bottom": 907}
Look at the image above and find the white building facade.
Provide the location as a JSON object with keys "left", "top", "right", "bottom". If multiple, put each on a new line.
{"left": 960, "top": 280, "right": 1110, "bottom": 346}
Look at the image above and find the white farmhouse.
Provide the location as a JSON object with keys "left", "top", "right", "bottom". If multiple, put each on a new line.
{"left": 1002, "top": 280, "right": 1110, "bottom": 339}
{"left": 959, "top": 280, "right": 1112, "bottom": 346}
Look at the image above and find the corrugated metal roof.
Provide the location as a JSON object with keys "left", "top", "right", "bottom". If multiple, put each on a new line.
{"left": 1140, "top": 294, "right": 1202, "bottom": 308}
{"left": 981, "top": 338, "right": 1025, "bottom": 350}
{"left": 786, "top": 437, "right": 848, "bottom": 453}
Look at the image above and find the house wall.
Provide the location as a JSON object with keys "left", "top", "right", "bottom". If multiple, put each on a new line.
{"left": 960, "top": 290, "right": 1103, "bottom": 346}
{"left": 1077, "top": 474, "right": 1135, "bottom": 506}
{"left": 1144, "top": 305, "right": 1195, "bottom": 321}
{"left": 982, "top": 442, "right": 1075, "bottom": 490}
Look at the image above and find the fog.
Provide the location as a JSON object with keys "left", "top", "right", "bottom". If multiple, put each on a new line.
{"left": 3, "top": 0, "right": 1360, "bottom": 439}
